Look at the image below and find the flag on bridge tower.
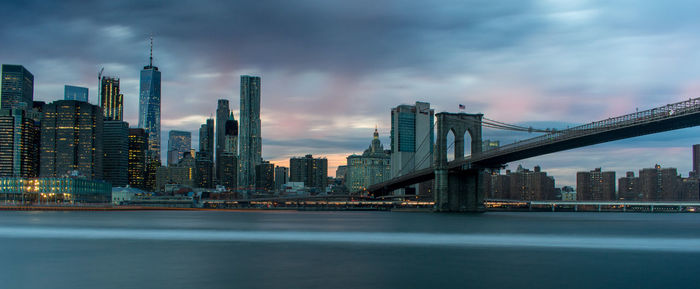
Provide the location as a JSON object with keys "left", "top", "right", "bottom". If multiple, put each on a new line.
{"left": 459, "top": 104, "right": 466, "bottom": 110}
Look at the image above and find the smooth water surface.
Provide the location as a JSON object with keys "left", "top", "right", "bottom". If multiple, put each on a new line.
{"left": 1, "top": 210, "right": 699, "bottom": 289}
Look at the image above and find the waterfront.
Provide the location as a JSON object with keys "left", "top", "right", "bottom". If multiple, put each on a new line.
{"left": 1, "top": 211, "right": 700, "bottom": 289}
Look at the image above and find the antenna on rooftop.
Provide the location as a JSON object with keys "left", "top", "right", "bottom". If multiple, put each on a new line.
{"left": 149, "top": 34, "right": 153, "bottom": 67}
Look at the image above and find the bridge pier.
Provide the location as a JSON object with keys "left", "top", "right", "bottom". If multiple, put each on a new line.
{"left": 434, "top": 168, "right": 485, "bottom": 212}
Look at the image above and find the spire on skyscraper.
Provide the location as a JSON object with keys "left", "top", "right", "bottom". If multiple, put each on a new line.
{"left": 149, "top": 35, "right": 153, "bottom": 67}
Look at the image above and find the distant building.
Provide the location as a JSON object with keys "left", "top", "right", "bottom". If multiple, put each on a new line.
{"left": 0, "top": 177, "right": 111, "bottom": 203}
{"left": 239, "top": 75, "right": 262, "bottom": 190}
{"left": 482, "top": 140, "right": 499, "bottom": 152}
{"left": 156, "top": 165, "right": 193, "bottom": 192}
{"left": 618, "top": 171, "right": 640, "bottom": 200}
{"left": 138, "top": 38, "right": 162, "bottom": 165}
{"left": 390, "top": 101, "right": 434, "bottom": 197}
{"left": 576, "top": 168, "right": 615, "bottom": 201}
{"left": 100, "top": 76, "right": 123, "bottom": 121}
{"left": 290, "top": 154, "right": 328, "bottom": 190}
{"left": 40, "top": 100, "right": 103, "bottom": 180}
{"left": 167, "top": 130, "right": 191, "bottom": 166}
{"left": 0, "top": 64, "right": 34, "bottom": 110}
{"left": 346, "top": 128, "right": 391, "bottom": 193}
{"left": 693, "top": 144, "right": 700, "bottom": 177}
{"left": 64, "top": 85, "right": 88, "bottom": 102}
{"left": 335, "top": 165, "right": 347, "bottom": 180}
{"left": 128, "top": 128, "right": 148, "bottom": 189}
{"left": 215, "top": 99, "right": 230, "bottom": 184}
{"left": 219, "top": 113, "right": 238, "bottom": 189}
{"left": 274, "top": 166, "right": 289, "bottom": 190}
{"left": 196, "top": 119, "right": 214, "bottom": 188}
{"left": 103, "top": 121, "right": 129, "bottom": 187}
{"left": 0, "top": 109, "right": 40, "bottom": 178}
{"left": 635, "top": 164, "right": 698, "bottom": 201}
{"left": 255, "top": 161, "right": 275, "bottom": 192}
{"left": 483, "top": 165, "right": 556, "bottom": 200}
{"left": 560, "top": 186, "right": 576, "bottom": 201}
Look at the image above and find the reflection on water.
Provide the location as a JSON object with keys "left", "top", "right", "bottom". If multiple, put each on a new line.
{"left": 1, "top": 211, "right": 700, "bottom": 289}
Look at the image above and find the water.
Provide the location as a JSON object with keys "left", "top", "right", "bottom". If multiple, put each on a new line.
{"left": 1, "top": 211, "right": 699, "bottom": 289}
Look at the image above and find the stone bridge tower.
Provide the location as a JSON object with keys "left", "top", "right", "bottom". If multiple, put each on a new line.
{"left": 434, "top": 112, "right": 485, "bottom": 212}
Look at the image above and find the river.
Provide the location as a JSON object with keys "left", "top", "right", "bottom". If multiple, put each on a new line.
{"left": 1, "top": 210, "right": 699, "bottom": 289}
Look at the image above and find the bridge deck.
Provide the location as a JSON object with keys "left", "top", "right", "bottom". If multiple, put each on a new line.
{"left": 369, "top": 97, "right": 700, "bottom": 195}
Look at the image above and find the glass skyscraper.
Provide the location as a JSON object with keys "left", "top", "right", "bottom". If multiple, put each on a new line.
{"left": 390, "top": 101, "right": 434, "bottom": 196}
{"left": 0, "top": 64, "right": 34, "bottom": 110}
{"left": 100, "top": 77, "right": 123, "bottom": 121}
{"left": 64, "top": 85, "right": 88, "bottom": 102}
{"left": 239, "top": 75, "right": 261, "bottom": 189}
{"left": 167, "top": 130, "right": 191, "bottom": 166}
{"left": 138, "top": 39, "right": 161, "bottom": 162}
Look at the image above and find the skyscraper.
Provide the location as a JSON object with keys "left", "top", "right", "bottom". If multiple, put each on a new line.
{"left": 128, "top": 128, "right": 148, "bottom": 189}
{"left": 692, "top": 144, "right": 700, "bottom": 176}
{"left": 167, "top": 130, "right": 191, "bottom": 166}
{"left": 196, "top": 119, "right": 214, "bottom": 188}
{"left": 64, "top": 85, "right": 88, "bottom": 102}
{"left": 390, "top": 101, "right": 434, "bottom": 196}
{"left": 274, "top": 166, "right": 288, "bottom": 190}
{"left": 215, "top": 99, "right": 230, "bottom": 183}
{"left": 1, "top": 64, "right": 34, "bottom": 110}
{"left": 103, "top": 121, "right": 129, "bottom": 187}
{"left": 255, "top": 161, "right": 275, "bottom": 192}
{"left": 138, "top": 37, "right": 161, "bottom": 163}
{"left": 239, "top": 75, "right": 262, "bottom": 189}
{"left": 100, "top": 76, "right": 123, "bottom": 121}
{"left": 0, "top": 108, "right": 40, "bottom": 178}
{"left": 40, "top": 100, "right": 103, "bottom": 180}
{"left": 219, "top": 113, "right": 238, "bottom": 189}
{"left": 290, "top": 154, "right": 328, "bottom": 190}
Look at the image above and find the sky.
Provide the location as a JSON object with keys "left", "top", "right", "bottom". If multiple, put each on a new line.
{"left": 3, "top": 0, "right": 700, "bottom": 187}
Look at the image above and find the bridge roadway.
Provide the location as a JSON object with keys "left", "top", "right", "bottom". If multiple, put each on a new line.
{"left": 369, "top": 97, "right": 700, "bottom": 196}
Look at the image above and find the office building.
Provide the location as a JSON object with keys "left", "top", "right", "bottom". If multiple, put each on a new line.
{"left": 275, "top": 166, "right": 289, "bottom": 190}
{"left": 576, "top": 168, "right": 615, "bottom": 200}
{"left": 138, "top": 38, "right": 161, "bottom": 163}
{"left": 100, "top": 76, "right": 123, "bottom": 121}
{"left": 128, "top": 128, "right": 148, "bottom": 189}
{"left": 40, "top": 100, "right": 103, "bottom": 180}
{"left": 255, "top": 161, "right": 275, "bottom": 192}
{"left": 0, "top": 109, "right": 40, "bottom": 178}
{"left": 1, "top": 64, "right": 34, "bottom": 110}
{"left": 215, "top": 99, "right": 230, "bottom": 183}
{"left": 693, "top": 144, "right": 700, "bottom": 176}
{"left": 290, "top": 154, "right": 328, "bottom": 190}
{"left": 167, "top": 130, "right": 191, "bottom": 166}
{"left": 0, "top": 177, "right": 111, "bottom": 203}
{"left": 219, "top": 113, "right": 238, "bottom": 188}
{"left": 239, "top": 75, "right": 262, "bottom": 189}
{"left": 103, "top": 121, "right": 129, "bottom": 187}
{"left": 345, "top": 128, "right": 391, "bottom": 193}
{"left": 64, "top": 85, "right": 88, "bottom": 102}
{"left": 390, "top": 101, "right": 434, "bottom": 196}
{"left": 196, "top": 119, "right": 214, "bottom": 188}
{"left": 618, "top": 171, "right": 640, "bottom": 200}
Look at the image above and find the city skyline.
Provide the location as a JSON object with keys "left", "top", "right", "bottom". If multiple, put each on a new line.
{"left": 5, "top": 1, "right": 700, "bottom": 186}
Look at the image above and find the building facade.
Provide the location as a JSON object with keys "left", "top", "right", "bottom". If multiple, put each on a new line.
{"left": 274, "top": 166, "right": 288, "bottom": 191}
{"left": 618, "top": 171, "right": 640, "bottom": 200}
{"left": 167, "top": 130, "right": 191, "bottom": 166}
{"left": 0, "top": 177, "right": 111, "bottom": 203}
{"left": 103, "top": 121, "right": 129, "bottom": 187}
{"left": 138, "top": 40, "right": 161, "bottom": 163}
{"left": 255, "top": 161, "right": 275, "bottom": 192}
{"left": 128, "top": 128, "right": 148, "bottom": 189}
{"left": 215, "top": 99, "right": 230, "bottom": 183}
{"left": 576, "top": 168, "right": 616, "bottom": 200}
{"left": 196, "top": 119, "right": 214, "bottom": 188}
{"left": 390, "top": 102, "right": 434, "bottom": 196}
{"left": 483, "top": 165, "right": 556, "bottom": 200}
{"left": 100, "top": 76, "right": 123, "bottom": 121}
{"left": 0, "top": 64, "right": 33, "bottom": 110}
{"left": 0, "top": 109, "right": 40, "bottom": 178}
{"left": 346, "top": 128, "right": 391, "bottom": 193}
{"left": 40, "top": 100, "right": 103, "bottom": 180}
{"left": 290, "top": 154, "right": 328, "bottom": 190}
{"left": 64, "top": 85, "right": 88, "bottom": 102}
{"left": 239, "top": 75, "right": 262, "bottom": 189}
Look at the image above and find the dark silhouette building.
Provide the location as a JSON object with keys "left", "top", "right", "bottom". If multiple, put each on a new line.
{"left": 0, "top": 109, "right": 40, "bottom": 178}
{"left": 128, "top": 128, "right": 148, "bottom": 189}
{"left": 0, "top": 64, "right": 33, "bottom": 110}
{"left": 103, "top": 121, "right": 129, "bottom": 187}
{"left": 40, "top": 100, "right": 103, "bottom": 180}
{"left": 196, "top": 118, "right": 214, "bottom": 188}
{"left": 100, "top": 76, "right": 123, "bottom": 121}
{"left": 239, "top": 75, "right": 261, "bottom": 189}
{"left": 576, "top": 168, "right": 615, "bottom": 201}
{"left": 290, "top": 154, "right": 328, "bottom": 191}
{"left": 255, "top": 161, "right": 275, "bottom": 192}
{"left": 215, "top": 99, "right": 230, "bottom": 184}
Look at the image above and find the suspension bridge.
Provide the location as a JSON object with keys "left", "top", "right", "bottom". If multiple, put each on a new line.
{"left": 367, "top": 97, "right": 700, "bottom": 212}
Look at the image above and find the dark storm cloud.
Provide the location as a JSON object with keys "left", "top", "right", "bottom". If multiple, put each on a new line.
{"left": 4, "top": 0, "right": 700, "bottom": 180}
